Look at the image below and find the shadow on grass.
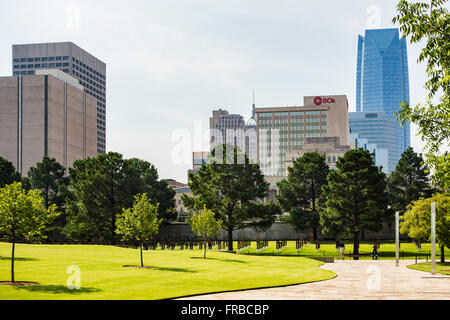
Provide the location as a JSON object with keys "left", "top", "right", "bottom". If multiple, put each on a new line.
{"left": 191, "top": 257, "right": 248, "bottom": 264}
{"left": 156, "top": 267, "right": 198, "bottom": 273}
{"left": 0, "top": 256, "right": 38, "bottom": 262}
{"left": 13, "top": 285, "right": 102, "bottom": 295}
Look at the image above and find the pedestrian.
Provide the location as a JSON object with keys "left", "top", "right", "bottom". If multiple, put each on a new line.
{"left": 339, "top": 241, "right": 345, "bottom": 259}
{"left": 372, "top": 242, "right": 378, "bottom": 260}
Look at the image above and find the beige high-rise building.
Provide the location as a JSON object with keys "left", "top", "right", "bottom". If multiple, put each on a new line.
{"left": 255, "top": 95, "right": 349, "bottom": 176}
{"left": 0, "top": 70, "right": 97, "bottom": 176}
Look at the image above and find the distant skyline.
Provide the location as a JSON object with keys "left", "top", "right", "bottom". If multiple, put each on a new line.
{"left": 0, "top": 1, "right": 431, "bottom": 183}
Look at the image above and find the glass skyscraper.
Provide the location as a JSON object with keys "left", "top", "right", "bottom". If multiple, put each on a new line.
{"left": 353, "top": 28, "right": 410, "bottom": 173}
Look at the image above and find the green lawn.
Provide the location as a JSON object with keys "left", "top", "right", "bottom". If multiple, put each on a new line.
{"left": 236, "top": 241, "right": 450, "bottom": 261}
{"left": 407, "top": 262, "right": 450, "bottom": 276}
{"left": 0, "top": 242, "right": 335, "bottom": 300}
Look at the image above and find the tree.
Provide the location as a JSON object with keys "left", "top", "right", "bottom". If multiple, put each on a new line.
{"left": 182, "top": 145, "right": 281, "bottom": 252}
{"left": 0, "top": 156, "right": 20, "bottom": 188}
{"left": 27, "top": 157, "right": 69, "bottom": 242}
{"left": 0, "top": 182, "right": 58, "bottom": 283}
{"left": 393, "top": 0, "right": 450, "bottom": 189}
{"left": 387, "top": 147, "right": 434, "bottom": 213}
{"left": 116, "top": 194, "right": 162, "bottom": 267}
{"left": 187, "top": 205, "right": 223, "bottom": 259}
{"left": 277, "top": 152, "right": 330, "bottom": 241}
{"left": 63, "top": 153, "right": 175, "bottom": 244}
{"left": 320, "top": 149, "right": 390, "bottom": 255}
{"left": 400, "top": 193, "right": 450, "bottom": 263}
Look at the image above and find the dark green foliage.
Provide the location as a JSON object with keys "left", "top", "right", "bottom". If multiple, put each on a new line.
{"left": 0, "top": 156, "right": 21, "bottom": 188}
{"left": 182, "top": 145, "right": 281, "bottom": 251}
{"left": 276, "top": 152, "right": 330, "bottom": 241}
{"left": 393, "top": 0, "right": 450, "bottom": 189}
{"left": 26, "top": 157, "right": 69, "bottom": 243}
{"left": 63, "top": 152, "right": 175, "bottom": 244}
{"left": 320, "top": 149, "right": 390, "bottom": 254}
{"left": 387, "top": 148, "right": 433, "bottom": 213}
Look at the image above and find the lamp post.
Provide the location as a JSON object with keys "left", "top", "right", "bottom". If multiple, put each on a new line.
{"left": 395, "top": 211, "right": 400, "bottom": 267}
{"left": 431, "top": 202, "right": 436, "bottom": 275}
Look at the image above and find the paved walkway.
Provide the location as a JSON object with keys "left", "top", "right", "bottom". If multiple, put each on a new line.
{"left": 180, "top": 260, "right": 450, "bottom": 300}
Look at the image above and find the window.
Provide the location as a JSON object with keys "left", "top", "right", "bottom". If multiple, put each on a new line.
{"left": 63, "top": 63, "right": 69, "bottom": 66}
{"left": 27, "top": 58, "right": 33, "bottom": 62}
{"left": 42, "top": 63, "right": 47, "bottom": 68}
{"left": 13, "top": 59, "right": 20, "bottom": 63}
{"left": 27, "top": 64, "right": 33, "bottom": 68}
{"left": 34, "top": 58, "right": 41, "bottom": 62}
{"left": 42, "top": 57, "right": 48, "bottom": 61}
{"left": 20, "top": 71, "right": 27, "bottom": 75}
{"left": 56, "top": 56, "right": 62, "bottom": 61}
{"left": 20, "top": 58, "right": 26, "bottom": 62}
{"left": 13, "top": 72, "right": 19, "bottom": 76}
{"left": 20, "top": 65, "right": 26, "bottom": 69}
{"left": 49, "top": 63, "right": 55, "bottom": 67}
{"left": 63, "top": 56, "right": 69, "bottom": 60}
{"left": 13, "top": 65, "right": 20, "bottom": 69}
{"left": 49, "top": 57, "right": 55, "bottom": 61}
{"left": 27, "top": 71, "right": 34, "bottom": 75}
{"left": 56, "top": 63, "right": 62, "bottom": 67}
{"left": 63, "top": 69, "right": 69, "bottom": 73}
{"left": 35, "top": 64, "right": 41, "bottom": 68}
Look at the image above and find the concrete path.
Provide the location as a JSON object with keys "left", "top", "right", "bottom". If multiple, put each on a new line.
{"left": 180, "top": 260, "right": 450, "bottom": 300}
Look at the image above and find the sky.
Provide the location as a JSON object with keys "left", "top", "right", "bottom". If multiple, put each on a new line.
{"left": 0, "top": 0, "right": 433, "bottom": 183}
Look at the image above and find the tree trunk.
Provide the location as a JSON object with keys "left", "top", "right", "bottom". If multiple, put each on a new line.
{"left": 204, "top": 236, "right": 207, "bottom": 259}
{"left": 313, "top": 225, "right": 318, "bottom": 242}
{"left": 353, "top": 231, "right": 360, "bottom": 255}
{"left": 228, "top": 229, "right": 233, "bottom": 252}
{"left": 441, "top": 245, "right": 445, "bottom": 264}
{"left": 11, "top": 234, "right": 15, "bottom": 283}
{"left": 140, "top": 243, "right": 144, "bottom": 267}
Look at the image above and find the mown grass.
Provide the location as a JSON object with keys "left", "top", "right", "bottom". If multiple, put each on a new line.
{"left": 237, "top": 241, "right": 450, "bottom": 261}
{"left": 0, "top": 242, "right": 335, "bottom": 300}
{"left": 407, "top": 262, "right": 450, "bottom": 276}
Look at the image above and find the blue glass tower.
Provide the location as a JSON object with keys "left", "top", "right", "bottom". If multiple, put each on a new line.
{"left": 354, "top": 28, "right": 411, "bottom": 173}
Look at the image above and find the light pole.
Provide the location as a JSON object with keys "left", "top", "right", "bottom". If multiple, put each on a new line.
{"left": 395, "top": 211, "right": 400, "bottom": 267}
{"left": 431, "top": 202, "right": 436, "bottom": 275}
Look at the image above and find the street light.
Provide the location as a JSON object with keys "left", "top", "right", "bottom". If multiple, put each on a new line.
{"left": 431, "top": 202, "right": 436, "bottom": 275}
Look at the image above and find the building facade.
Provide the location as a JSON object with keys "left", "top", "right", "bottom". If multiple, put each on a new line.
{"left": 355, "top": 28, "right": 411, "bottom": 171}
{"left": 255, "top": 95, "right": 349, "bottom": 176}
{"left": 12, "top": 42, "right": 107, "bottom": 154}
{"left": 285, "top": 137, "right": 351, "bottom": 172}
{"left": 0, "top": 72, "right": 97, "bottom": 175}
{"left": 210, "top": 109, "right": 245, "bottom": 151}
{"left": 349, "top": 112, "right": 397, "bottom": 173}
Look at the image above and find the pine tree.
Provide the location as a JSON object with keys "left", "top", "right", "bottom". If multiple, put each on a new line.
{"left": 277, "top": 152, "right": 330, "bottom": 241}
{"left": 387, "top": 147, "right": 433, "bottom": 213}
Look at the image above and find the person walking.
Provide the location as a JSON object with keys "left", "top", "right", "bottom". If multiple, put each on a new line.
{"left": 372, "top": 242, "right": 378, "bottom": 260}
{"left": 339, "top": 241, "right": 345, "bottom": 260}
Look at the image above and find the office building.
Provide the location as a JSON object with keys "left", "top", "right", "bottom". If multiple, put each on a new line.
{"left": 355, "top": 28, "right": 411, "bottom": 171}
{"left": 255, "top": 95, "right": 349, "bottom": 176}
{"left": 285, "top": 137, "right": 351, "bottom": 172}
{"left": 210, "top": 109, "right": 245, "bottom": 150}
{"left": 349, "top": 112, "right": 397, "bottom": 173}
{"left": 0, "top": 71, "right": 97, "bottom": 175}
{"left": 12, "top": 42, "right": 107, "bottom": 154}
{"left": 349, "top": 132, "right": 390, "bottom": 174}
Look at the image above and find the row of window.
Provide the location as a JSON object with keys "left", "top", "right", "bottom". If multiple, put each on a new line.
{"left": 13, "top": 56, "right": 69, "bottom": 63}
{"left": 14, "top": 63, "right": 70, "bottom": 69}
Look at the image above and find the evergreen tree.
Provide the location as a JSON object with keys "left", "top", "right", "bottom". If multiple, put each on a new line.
{"left": 0, "top": 156, "right": 21, "bottom": 188}
{"left": 182, "top": 145, "right": 281, "bottom": 252}
{"left": 387, "top": 148, "right": 433, "bottom": 213}
{"left": 276, "top": 152, "right": 330, "bottom": 241}
{"left": 63, "top": 152, "right": 175, "bottom": 244}
{"left": 27, "top": 157, "right": 69, "bottom": 242}
{"left": 321, "top": 149, "right": 390, "bottom": 255}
